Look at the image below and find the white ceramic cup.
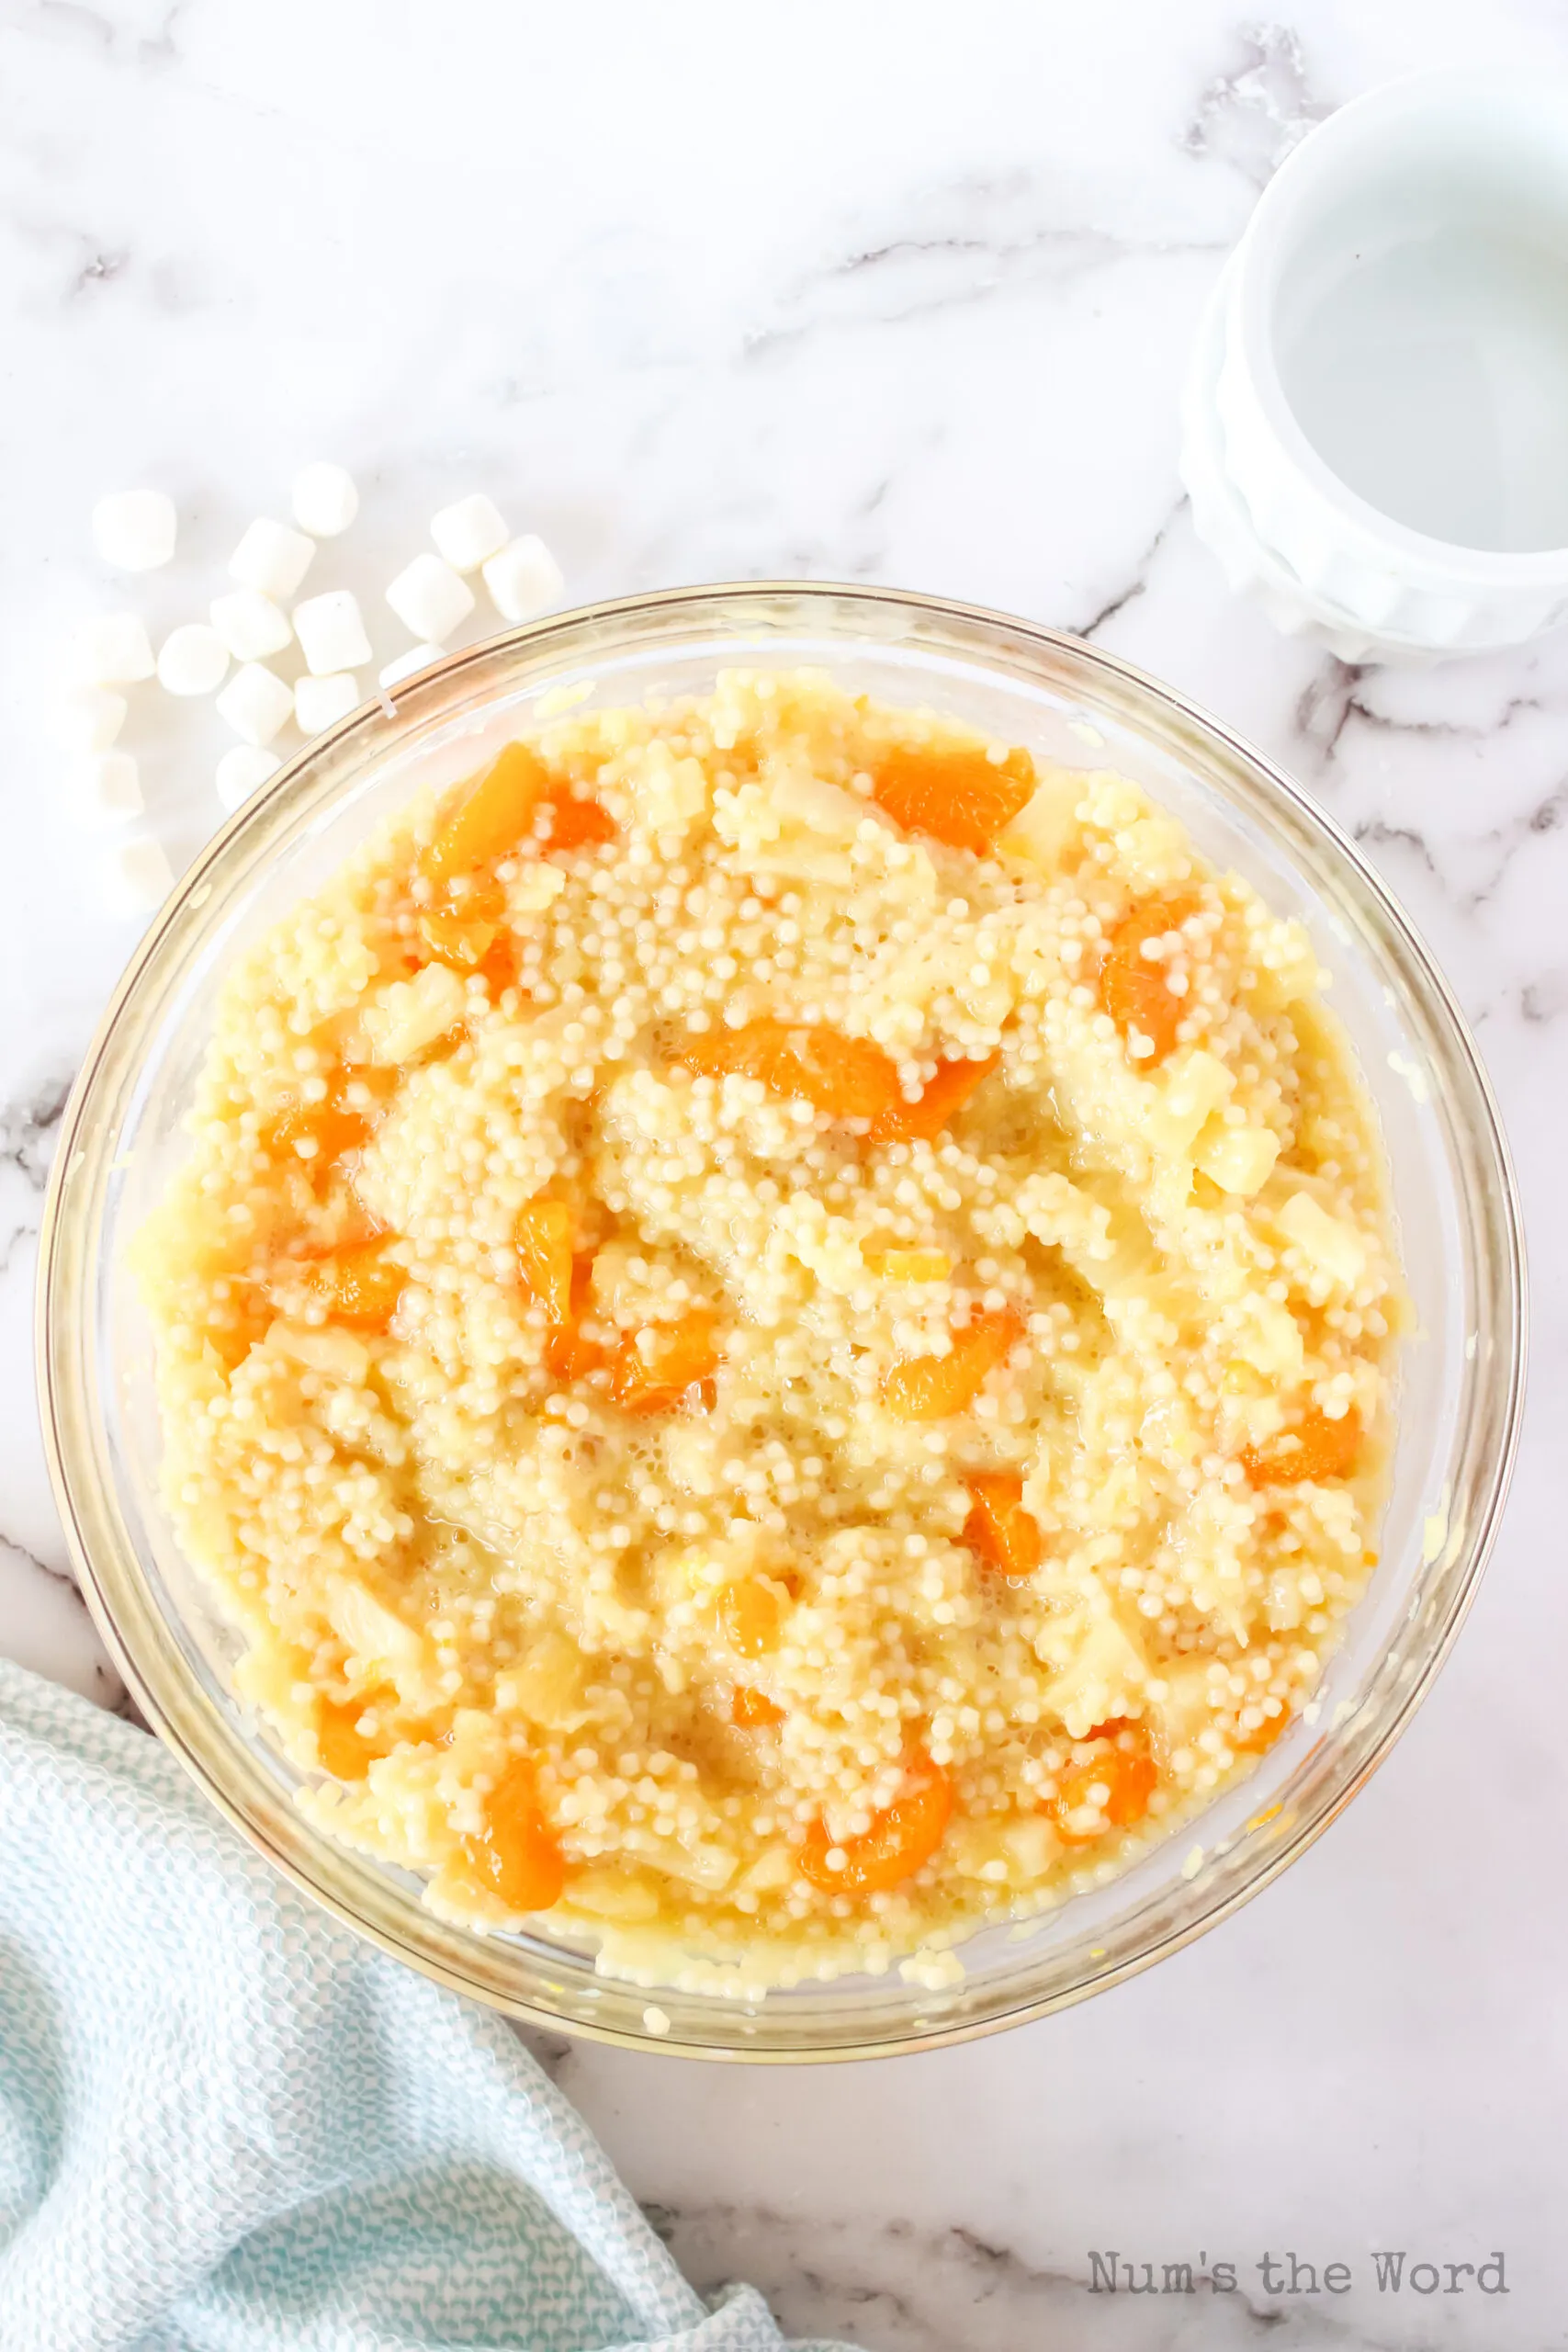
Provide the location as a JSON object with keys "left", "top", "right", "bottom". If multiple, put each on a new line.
{"left": 1185, "top": 70, "right": 1568, "bottom": 661}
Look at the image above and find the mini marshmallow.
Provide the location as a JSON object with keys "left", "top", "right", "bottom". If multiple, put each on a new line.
{"left": 385, "top": 553, "right": 474, "bottom": 645}
{"left": 216, "top": 662, "right": 293, "bottom": 746}
{"left": 209, "top": 589, "right": 292, "bottom": 662}
{"left": 482, "top": 534, "right": 564, "bottom": 623}
{"left": 92, "top": 490, "right": 176, "bottom": 572}
{"left": 104, "top": 834, "right": 175, "bottom": 917}
{"left": 291, "top": 462, "right": 359, "bottom": 538}
{"left": 292, "top": 588, "right": 372, "bottom": 676}
{"left": 73, "top": 751, "right": 143, "bottom": 825}
{"left": 229, "top": 517, "right": 315, "bottom": 601}
{"left": 378, "top": 643, "right": 444, "bottom": 688}
{"left": 56, "top": 689, "right": 127, "bottom": 753}
{"left": 216, "top": 744, "right": 282, "bottom": 812}
{"left": 431, "top": 493, "right": 508, "bottom": 572}
{"left": 156, "top": 623, "right": 230, "bottom": 697}
{"left": 72, "top": 612, "right": 155, "bottom": 685}
{"left": 294, "top": 671, "right": 360, "bottom": 733}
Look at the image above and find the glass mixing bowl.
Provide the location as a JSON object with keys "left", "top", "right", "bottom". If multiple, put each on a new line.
{"left": 37, "top": 583, "right": 1525, "bottom": 2061}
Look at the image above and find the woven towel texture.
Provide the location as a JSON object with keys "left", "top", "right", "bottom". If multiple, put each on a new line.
{"left": 0, "top": 1657, "right": 854, "bottom": 2352}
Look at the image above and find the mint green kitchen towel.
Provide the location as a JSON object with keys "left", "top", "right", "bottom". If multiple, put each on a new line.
{"left": 0, "top": 1657, "right": 853, "bottom": 2352}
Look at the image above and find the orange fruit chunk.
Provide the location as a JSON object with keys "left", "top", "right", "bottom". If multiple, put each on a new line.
{"left": 271, "top": 1098, "right": 370, "bottom": 1169}
{"left": 1097, "top": 896, "right": 1199, "bottom": 1065}
{"left": 269, "top": 1067, "right": 397, "bottom": 1172}
{"left": 542, "top": 1254, "right": 604, "bottom": 1382}
{"left": 313, "top": 1690, "right": 448, "bottom": 1777}
{"left": 871, "top": 741, "right": 1036, "bottom": 855}
{"left": 882, "top": 1310, "right": 1024, "bottom": 1421}
{"left": 461, "top": 1754, "right": 567, "bottom": 1913}
{"left": 1241, "top": 1408, "right": 1360, "bottom": 1489}
{"left": 421, "top": 741, "right": 551, "bottom": 888}
{"left": 315, "top": 1694, "right": 389, "bottom": 1781}
{"left": 799, "top": 1749, "right": 953, "bottom": 1894}
{"left": 677, "top": 1020, "right": 901, "bottom": 1123}
{"left": 731, "top": 1686, "right": 785, "bottom": 1729}
{"left": 300, "top": 1238, "right": 407, "bottom": 1331}
{"left": 1230, "top": 1702, "right": 1292, "bottom": 1755}
{"left": 862, "top": 1245, "right": 952, "bottom": 1283}
{"left": 546, "top": 1318, "right": 606, "bottom": 1382}
{"left": 868, "top": 1052, "right": 999, "bottom": 1146}
{"left": 963, "top": 1472, "right": 1043, "bottom": 1577}
{"left": 209, "top": 1298, "right": 269, "bottom": 1374}
{"left": 717, "top": 1576, "right": 787, "bottom": 1659}
{"left": 477, "top": 931, "right": 524, "bottom": 996}
{"left": 1046, "top": 1728, "right": 1158, "bottom": 1846}
{"left": 540, "top": 786, "right": 616, "bottom": 853}
{"left": 1081, "top": 1714, "right": 1137, "bottom": 1743}
{"left": 418, "top": 903, "right": 500, "bottom": 970}
{"left": 515, "top": 1198, "right": 574, "bottom": 1325}
{"left": 606, "top": 1309, "right": 720, "bottom": 1416}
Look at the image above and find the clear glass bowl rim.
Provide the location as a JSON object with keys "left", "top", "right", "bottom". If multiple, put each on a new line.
{"left": 36, "top": 581, "right": 1527, "bottom": 2063}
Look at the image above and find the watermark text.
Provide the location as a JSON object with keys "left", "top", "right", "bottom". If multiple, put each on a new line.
{"left": 1088, "top": 2250, "right": 1508, "bottom": 2298}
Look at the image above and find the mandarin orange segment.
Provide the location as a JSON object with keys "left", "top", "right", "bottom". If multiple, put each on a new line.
{"left": 269, "top": 1065, "right": 398, "bottom": 1171}
{"left": 882, "top": 1311, "right": 1023, "bottom": 1421}
{"left": 209, "top": 1297, "right": 269, "bottom": 1374}
{"left": 773, "top": 1026, "right": 901, "bottom": 1121}
{"left": 606, "top": 1309, "right": 720, "bottom": 1416}
{"left": 1047, "top": 1731, "right": 1158, "bottom": 1846}
{"left": 1230, "top": 1703, "right": 1292, "bottom": 1755}
{"left": 1241, "top": 1408, "right": 1360, "bottom": 1489}
{"left": 515, "top": 1198, "right": 574, "bottom": 1325}
{"left": 868, "top": 1052, "right": 999, "bottom": 1146}
{"left": 421, "top": 741, "right": 551, "bottom": 888}
{"left": 545, "top": 1322, "right": 606, "bottom": 1381}
{"left": 799, "top": 1749, "right": 953, "bottom": 1894}
{"left": 271, "top": 1098, "right": 372, "bottom": 1168}
{"left": 477, "top": 932, "right": 523, "bottom": 995}
{"left": 862, "top": 1246, "right": 952, "bottom": 1283}
{"left": 543, "top": 1256, "right": 604, "bottom": 1381}
{"left": 871, "top": 742, "right": 1037, "bottom": 855}
{"left": 298, "top": 1238, "right": 407, "bottom": 1332}
{"left": 1098, "top": 1745, "right": 1158, "bottom": 1826}
{"left": 541, "top": 786, "right": 617, "bottom": 852}
{"left": 418, "top": 903, "right": 500, "bottom": 970}
{"left": 677, "top": 1020, "right": 901, "bottom": 1123}
{"left": 962, "top": 1472, "right": 1043, "bottom": 1577}
{"left": 461, "top": 1754, "right": 567, "bottom": 1912}
{"left": 717, "top": 1576, "right": 787, "bottom": 1659}
{"left": 731, "top": 1685, "right": 785, "bottom": 1729}
{"left": 314, "top": 1694, "right": 389, "bottom": 1781}
{"left": 1098, "top": 896, "right": 1200, "bottom": 1065}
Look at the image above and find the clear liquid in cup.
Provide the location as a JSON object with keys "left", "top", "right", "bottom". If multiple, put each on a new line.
{"left": 1277, "top": 225, "right": 1568, "bottom": 553}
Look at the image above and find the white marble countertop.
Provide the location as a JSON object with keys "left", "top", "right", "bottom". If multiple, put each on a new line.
{"left": 4, "top": 2, "right": 1565, "bottom": 2343}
